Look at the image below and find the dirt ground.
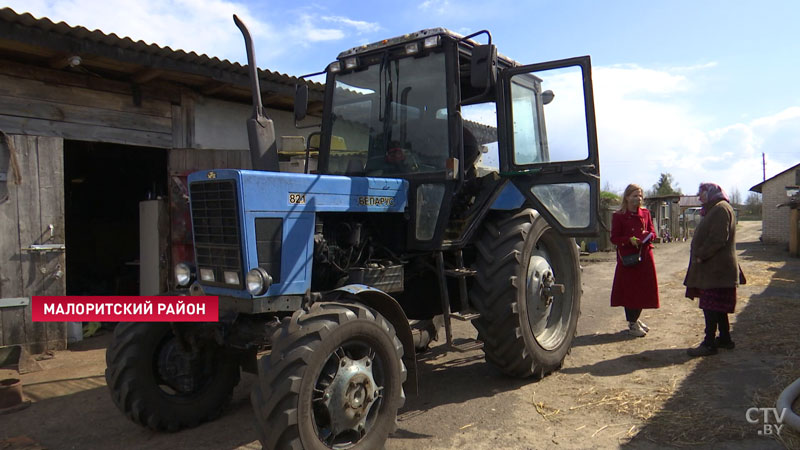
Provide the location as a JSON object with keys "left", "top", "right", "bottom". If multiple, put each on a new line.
{"left": 2, "top": 220, "right": 799, "bottom": 449}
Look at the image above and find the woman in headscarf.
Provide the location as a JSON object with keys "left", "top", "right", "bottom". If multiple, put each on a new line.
{"left": 610, "top": 184, "right": 660, "bottom": 337}
{"left": 684, "top": 182, "right": 739, "bottom": 356}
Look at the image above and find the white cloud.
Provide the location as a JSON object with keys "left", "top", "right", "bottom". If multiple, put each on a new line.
{"left": 290, "top": 14, "right": 381, "bottom": 44}
{"left": 671, "top": 61, "right": 719, "bottom": 73}
{"left": 600, "top": 64, "right": 689, "bottom": 97}
{"left": 296, "top": 15, "right": 346, "bottom": 43}
{"left": 751, "top": 106, "right": 800, "bottom": 131}
{"left": 419, "top": 0, "right": 451, "bottom": 15}
{"left": 321, "top": 16, "right": 380, "bottom": 34}
{"left": 593, "top": 64, "right": 799, "bottom": 196}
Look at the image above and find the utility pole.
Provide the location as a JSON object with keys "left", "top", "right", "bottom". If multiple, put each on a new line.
{"left": 762, "top": 152, "right": 766, "bottom": 181}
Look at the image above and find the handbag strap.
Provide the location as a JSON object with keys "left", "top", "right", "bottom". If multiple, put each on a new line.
{"left": 617, "top": 243, "right": 644, "bottom": 259}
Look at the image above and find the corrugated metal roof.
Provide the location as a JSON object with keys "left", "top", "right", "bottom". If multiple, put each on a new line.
{"left": 679, "top": 195, "right": 701, "bottom": 207}
{"left": 0, "top": 7, "right": 323, "bottom": 91}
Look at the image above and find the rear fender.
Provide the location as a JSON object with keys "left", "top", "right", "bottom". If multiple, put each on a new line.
{"left": 327, "top": 285, "right": 418, "bottom": 395}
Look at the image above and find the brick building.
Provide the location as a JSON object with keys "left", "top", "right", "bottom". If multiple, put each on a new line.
{"left": 749, "top": 162, "right": 800, "bottom": 246}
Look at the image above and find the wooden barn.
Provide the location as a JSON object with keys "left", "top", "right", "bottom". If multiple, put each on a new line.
{"left": 0, "top": 7, "right": 323, "bottom": 353}
{"left": 644, "top": 194, "right": 681, "bottom": 243}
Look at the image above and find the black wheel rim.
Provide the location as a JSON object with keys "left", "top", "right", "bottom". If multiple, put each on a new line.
{"left": 154, "top": 333, "right": 216, "bottom": 398}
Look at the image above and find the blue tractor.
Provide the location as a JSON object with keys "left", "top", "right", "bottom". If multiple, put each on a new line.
{"left": 106, "top": 16, "right": 601, "bottom": 449}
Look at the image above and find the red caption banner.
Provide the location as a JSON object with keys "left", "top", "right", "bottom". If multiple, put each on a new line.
{"left": 31, "top": 296, "right": 219, "bottom": 322}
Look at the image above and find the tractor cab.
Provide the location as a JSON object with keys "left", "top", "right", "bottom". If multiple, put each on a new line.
{"left": 298, "top": 28, "right": 600, "bottom": 250}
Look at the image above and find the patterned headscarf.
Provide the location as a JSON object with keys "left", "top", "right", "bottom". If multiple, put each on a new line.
{"left": 698, "top": 182, "right": 729, "bottom": 215}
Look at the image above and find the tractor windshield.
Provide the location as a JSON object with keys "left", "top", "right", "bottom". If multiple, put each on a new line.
{"left": 326, "top": 51, "right": 449, "bottom": 176}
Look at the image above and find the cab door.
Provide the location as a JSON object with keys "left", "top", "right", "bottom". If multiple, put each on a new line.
{"left": 497, "top": 56, "right": 600, "bottom": 237}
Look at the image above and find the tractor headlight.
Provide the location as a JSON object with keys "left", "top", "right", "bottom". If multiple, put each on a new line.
{"left": 423, "top": 36, "right": 441, "bottom": 49}
{"left": 199, "top": 268, "right": 215, "bottom": 282}
{"left": 224, "top": 271, "right": 240, "bottom": 286}
{"left": 344, "top": 57, "right": 358, "bottom": 70}
{"left": 246, "top": 268, "right": 273, "bottom": 296}
{"left": 174, "top": 262, "right": 193, "bottom": 287}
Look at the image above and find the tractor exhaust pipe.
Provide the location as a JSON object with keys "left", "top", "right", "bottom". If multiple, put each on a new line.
{"left": 233, "top": 15, "right": 279, "bottom": 172}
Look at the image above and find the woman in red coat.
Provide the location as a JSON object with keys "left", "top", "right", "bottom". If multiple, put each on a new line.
{"left": 610, "top": 184, "right": 660, "bottom": 337}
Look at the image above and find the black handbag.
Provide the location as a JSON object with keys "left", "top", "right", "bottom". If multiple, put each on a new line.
{"left": 619, "top": 247, "right": 642, "bottom": 267}
{"left": 618, "top": 233, "right": 652, "bottom": 267}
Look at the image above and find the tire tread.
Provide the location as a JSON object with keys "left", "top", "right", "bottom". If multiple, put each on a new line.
{"left": 470, "top": 209, "right": 579, "bottom": 378}
{"left": 251, "top": 302, "right": 406, "bottom": 450}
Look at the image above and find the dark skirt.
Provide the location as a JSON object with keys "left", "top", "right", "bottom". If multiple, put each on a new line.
{"left": 685, "top": 287, "right": 737, "bottom": 313}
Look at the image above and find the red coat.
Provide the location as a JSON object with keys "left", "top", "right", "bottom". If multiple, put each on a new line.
{"left": 610, "top": 208, "right": 660, "bottom": 309}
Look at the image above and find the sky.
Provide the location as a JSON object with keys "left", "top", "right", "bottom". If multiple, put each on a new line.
{"left": 5, "top": 0, "right": 799, "bottom": 199}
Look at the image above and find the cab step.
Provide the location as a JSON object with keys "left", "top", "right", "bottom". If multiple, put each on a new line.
{"left": 450, "top": 311, "right": 480, "bottom": 321}
{"left": 451, "top": 339, "right": 484, "bottom": 353}
{"left": 445, "top": 267, "right": 477, "bottom": 278}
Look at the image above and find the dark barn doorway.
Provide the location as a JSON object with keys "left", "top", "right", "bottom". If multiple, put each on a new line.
{"left": 64, "top": 141, "right": 167, "bottom": 295}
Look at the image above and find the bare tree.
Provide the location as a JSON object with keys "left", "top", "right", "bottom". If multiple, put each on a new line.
{"left": 729, "top": 187, "right": 742, "bottom": 206}
{"left": 745, "top": 192, "right": 762, "bottom": 217}
{"left": 602, "top": 181, "right": 619, "bottom": 196}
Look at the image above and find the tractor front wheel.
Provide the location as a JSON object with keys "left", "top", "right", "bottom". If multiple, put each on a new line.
{"left": 251, "top": 301, "right": 406, "bottom": 449}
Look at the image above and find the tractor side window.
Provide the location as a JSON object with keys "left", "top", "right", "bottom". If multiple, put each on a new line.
{"left": 415, "top": 183, "right": 446, "bottom": 240}
{"left": 509, "top": 75, "right": 546, "bottom": 165}
{"left": 329, "top": 73, "right": 378, "bottom": 175}
{"left": 531, "top": 183, "right": 591, "bottom": 227}
{"left": 461, "top": 102, "right": 498, "bottom": 176}
{"left": 509, "top": 65, "right": 589, "bottom": 164}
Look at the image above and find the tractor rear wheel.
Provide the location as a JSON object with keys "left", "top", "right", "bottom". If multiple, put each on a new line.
{"left": 470, "top": 208, "right": 581, "bottom": 378}
{"left": 251, "top": 301, "right": 406, "bottom": 450}
{"left": 105, "top": 322, "right": 240, "bottom": 431}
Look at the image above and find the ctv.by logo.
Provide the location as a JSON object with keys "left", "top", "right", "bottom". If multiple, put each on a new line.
{"left": 746, "top": 407, "right": 786, "bottom": 436}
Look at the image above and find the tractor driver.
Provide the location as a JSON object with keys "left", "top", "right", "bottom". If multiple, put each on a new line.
{"left": 384, "top": 140, "right": 418, "bottom": 172}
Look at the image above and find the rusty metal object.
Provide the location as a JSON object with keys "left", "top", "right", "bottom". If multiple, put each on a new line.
{"left": 0, "top": 378, "right": 26, "bottom": 412}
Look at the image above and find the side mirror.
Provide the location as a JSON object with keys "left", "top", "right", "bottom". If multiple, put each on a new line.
{"left": 294, "top": 84, "right": 308, "bottom": 122}
{"left": 541, "top": 90, "right": 554, "bottom": 105}
{"left": 470, "top": 44, "right": 497, "bottom": 90}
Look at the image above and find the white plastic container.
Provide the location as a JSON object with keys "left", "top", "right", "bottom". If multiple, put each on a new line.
{"left": 67, "top": 322, "right": 83, "bottom": 344}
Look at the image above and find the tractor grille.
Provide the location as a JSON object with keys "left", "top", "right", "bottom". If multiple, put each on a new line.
{"left": 190, "top": 180, "right": 243, "bottom": 288}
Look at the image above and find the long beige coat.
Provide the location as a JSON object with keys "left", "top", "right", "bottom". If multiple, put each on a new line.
{"left": 683, "top": 200, "right": 738, "bottom": 289}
